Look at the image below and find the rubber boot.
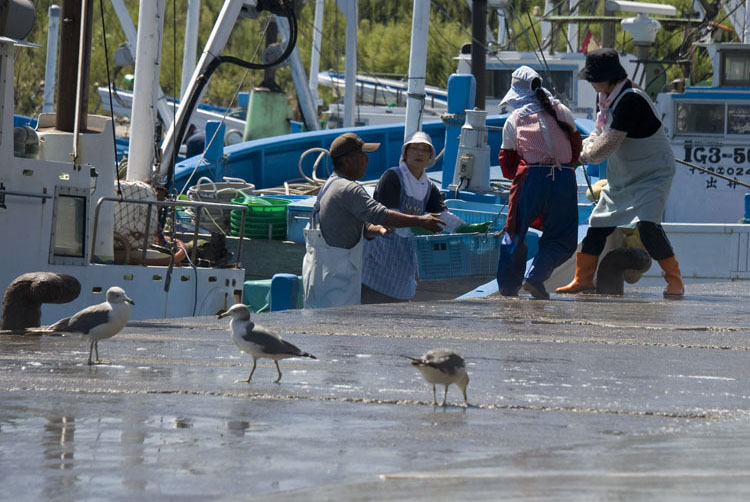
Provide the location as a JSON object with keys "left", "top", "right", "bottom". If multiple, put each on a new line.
{"left": 555, "top": 252, "right": 598, "bottom": 294}
{"left": 658, "top": 256, "right": 684, "bottom": 297}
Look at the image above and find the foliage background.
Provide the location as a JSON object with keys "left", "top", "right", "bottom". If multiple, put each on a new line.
{"left": 14, "top": 0, "right": 733, "bottom": 119}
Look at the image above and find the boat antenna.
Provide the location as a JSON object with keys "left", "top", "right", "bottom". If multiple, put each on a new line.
{"left": 525, "top": 10, "right": 553, "bottom": 85}
{"left": 164, "top": 0, "right": 299, "bottom": 190}
{"left": 98, "top": 0, "right": 123, "bottom": 198}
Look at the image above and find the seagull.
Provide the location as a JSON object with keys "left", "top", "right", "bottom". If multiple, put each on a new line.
{"left": 48, "top": 286, "right": 134, "bottom": 365}
{"left": 217, "top": 303, "right": 316, "bottom": 383}
{"left": 406, "top": 348, "right": 469, "bottom": 406}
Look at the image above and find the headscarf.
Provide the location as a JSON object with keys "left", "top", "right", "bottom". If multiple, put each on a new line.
{"left": 499, "top": 65, "right": 559, "bottom": 117}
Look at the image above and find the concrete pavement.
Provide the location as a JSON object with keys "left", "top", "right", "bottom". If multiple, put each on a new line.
{"left": 1, "top": 281, "right": 750, "bottom": 500}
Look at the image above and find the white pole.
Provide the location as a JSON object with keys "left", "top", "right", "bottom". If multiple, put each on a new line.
{"left": 342, "top": 0, "right": 357, "bottom": 128}
{"left": 160, "top": 0, "right": 244, "bottom": 177}
{"left": 541, "top": 0, "right": 553, "bottom": 48}
{"left": 496, "top": 8, "right": 506, "bottom": 46}
{"left": 127, "top": 0, "right": 166, "bottom": 181}
{"left": 276, "top": 16, "right": 321, "bottom": 131}
{"left": 43, "top": 5, "right": 61, "bottom": 114}
{"left": 308, "top": 0, "right": 324, "bottom": 106}
{"left": 181, "top": 0, "right": 200, "bottom": 100}
{"left": 404, "top": 0, "right": 430, "bottom": 140}
{"left": 110, "top": 0, "right": 173, "bottom": 129}
{"left": 567, "top": 0, "right": 578, "bottom": 52}
{"left": 745, "top": 0, "right": 750, "bottom": 43}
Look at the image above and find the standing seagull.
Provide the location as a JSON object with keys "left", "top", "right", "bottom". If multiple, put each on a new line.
{"left": 406, "top": 348, "right": 469, "bottom": 406}
{"left": 49, "top": 287, "right": 134, "bottom": 365}
{"left": 217, "top": 303, "right": 316, "bottom": 383}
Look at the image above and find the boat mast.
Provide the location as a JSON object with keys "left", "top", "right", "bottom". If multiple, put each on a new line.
{"left": 43, "top": 5, "right": 60, "bottom": 114}
{"left": 109, "top": 0, "right": 173, "bottom": 131}
{"left": 308, "top": 0, "right": 324, "bottom": 108}
{"left": 341, "top": 0, "right": 358, "bottom": 128}
{"left": 181, "top": 0, "right": 201, "bottom": 100}
{"left": 127, "top": 0, "right": 166, "bottom": 181}
{"left": 471, "top": 0, "right": 487, "bottom": 110}
{"left": 276, "top": 15, "right": 320, "bottom": 131}
{"left": 56, "top": 0, "right": 92, "bottom": 135}
{"left": 567, "top": 0, "right": 578, "bottom": 52}
{"left": 404, "top": 0, "right": 431, "bottom": 139}
{"left": 159, "top": 0, "right": 246, "bottom": 180}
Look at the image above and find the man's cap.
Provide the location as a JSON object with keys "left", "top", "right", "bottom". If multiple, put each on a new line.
{"left": 577, "top": 48, "right": 627, "bottom": 83}
{"left": 329, "top": 132, "right": 380, "bottom": 159}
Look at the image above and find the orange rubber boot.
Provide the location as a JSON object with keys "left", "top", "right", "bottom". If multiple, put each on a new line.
{"left": 556, "top": 252, "right": 599, "bottom": 294}
{"left": 658, "top": 256, "right": 684, "bottom": 297}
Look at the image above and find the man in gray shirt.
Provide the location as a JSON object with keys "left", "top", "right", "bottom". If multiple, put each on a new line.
{"left": 302, "top": 132, "right": 444, "bottom": 308}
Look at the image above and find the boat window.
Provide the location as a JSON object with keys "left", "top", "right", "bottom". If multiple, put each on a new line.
{"left": 722, "top": 52, "right": 750, "bottom": 86}
{"left": 53, "top": 194, "right": 86, "bottom": 257}
{"left": 486, "top": 69, "right": 574, "bottom": 104}
{"left": 727, "top": 105, "right": 750, "bottom": 134}
{"left": 675, "top": 102, "right": 724, "bottom": 134}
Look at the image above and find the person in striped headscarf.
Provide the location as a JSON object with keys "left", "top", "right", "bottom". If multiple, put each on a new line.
{"left": 496, "top": 66, "right": 582, "bottom": 299}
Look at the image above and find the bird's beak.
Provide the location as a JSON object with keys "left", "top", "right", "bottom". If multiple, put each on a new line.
{"left": 217, "top": 311, "right": 230, "bottom": 319}
{"left": 125, "top": 296, "right": 135, "bottom": 305}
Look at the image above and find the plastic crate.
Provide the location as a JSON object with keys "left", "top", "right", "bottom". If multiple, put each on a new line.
{"left": 415, "top": 232, "right": 503, "bottom": 280}
{"left": 285, "top": 197, "right": 317, "bottom": 243}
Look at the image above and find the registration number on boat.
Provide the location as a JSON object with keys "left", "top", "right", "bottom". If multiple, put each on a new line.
{"left": 682, "top": 144, "right": 750, "bottom": 177}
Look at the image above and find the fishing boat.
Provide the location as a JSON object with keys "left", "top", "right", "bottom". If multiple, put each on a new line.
{"left": 171, "top": 0, "right": 750, "bottom": 306}
{"left": 0, "top": 1, "right": 309, "bottom": 323}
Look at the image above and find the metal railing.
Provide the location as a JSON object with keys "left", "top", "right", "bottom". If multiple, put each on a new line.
{"left": 91, "top": 196, "right": 248, "bottom": 268}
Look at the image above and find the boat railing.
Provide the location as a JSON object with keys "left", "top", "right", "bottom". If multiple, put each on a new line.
{"left": 91, "top": 197, "right": 248, "bottom": 268}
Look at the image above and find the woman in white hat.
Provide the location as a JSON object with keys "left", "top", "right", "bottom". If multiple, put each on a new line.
{"left": 361, "top": 131, "right": 447, "bottom": 303}
{"left": 497, "top": 66, "right": 582, "bottom": 299}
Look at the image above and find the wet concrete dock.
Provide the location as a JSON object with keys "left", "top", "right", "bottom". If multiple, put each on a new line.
{"left": 2, "top": 281, "right": 750, "bottom": 500}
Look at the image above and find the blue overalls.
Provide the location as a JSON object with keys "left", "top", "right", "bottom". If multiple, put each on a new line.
{"left": 361, "top": 167, "right": 431, "bottom": 300}
{"left": 497, "top": 163, "right": 578, "bottom": 295}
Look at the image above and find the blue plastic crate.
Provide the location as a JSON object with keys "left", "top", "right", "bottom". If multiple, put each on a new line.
{"left": 415, "top": 229, "right": 542, "bottom": 281}
{"left": 415, "top": 232, "right": 503, "bottom": 280}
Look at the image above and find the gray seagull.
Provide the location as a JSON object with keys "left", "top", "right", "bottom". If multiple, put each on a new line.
{"left": 406, "top": 348, "right": 469, "bottom": 406}
{"left": 217, "top": 303, "right": 316, "bottom": 383}
{"left": 49, "top": 286, "right": 134, "bottom": 365}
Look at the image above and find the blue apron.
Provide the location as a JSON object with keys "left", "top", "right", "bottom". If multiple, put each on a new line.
{"left": 361, "top": 167, "right": 431, "bottom": 300}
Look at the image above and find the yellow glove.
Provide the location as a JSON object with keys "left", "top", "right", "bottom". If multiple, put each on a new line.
{"left": 586, "top": 179, "right": 608, "bottom": 202}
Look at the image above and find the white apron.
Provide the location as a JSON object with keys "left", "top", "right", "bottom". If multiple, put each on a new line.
{"left": 590, "top": 88, "right": 675, "bottom": 228}
{"left": 302, "top": 179, "right": 365, "bottom": 309}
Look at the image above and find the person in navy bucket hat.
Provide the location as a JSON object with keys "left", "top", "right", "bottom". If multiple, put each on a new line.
{"left": 557, "top": 48, "right": 685, "bottom": 298}
{"left": 577, "top": 48, "right": 628, "bottom": 83}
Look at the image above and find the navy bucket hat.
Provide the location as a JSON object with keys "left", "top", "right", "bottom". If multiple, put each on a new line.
{"left": 578, "top": 48, "right": 627, "bottom": 82}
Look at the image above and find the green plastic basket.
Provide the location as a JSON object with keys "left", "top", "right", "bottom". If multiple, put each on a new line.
{"left": 230, "top": 196, "right": 290, "bottom": 239}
